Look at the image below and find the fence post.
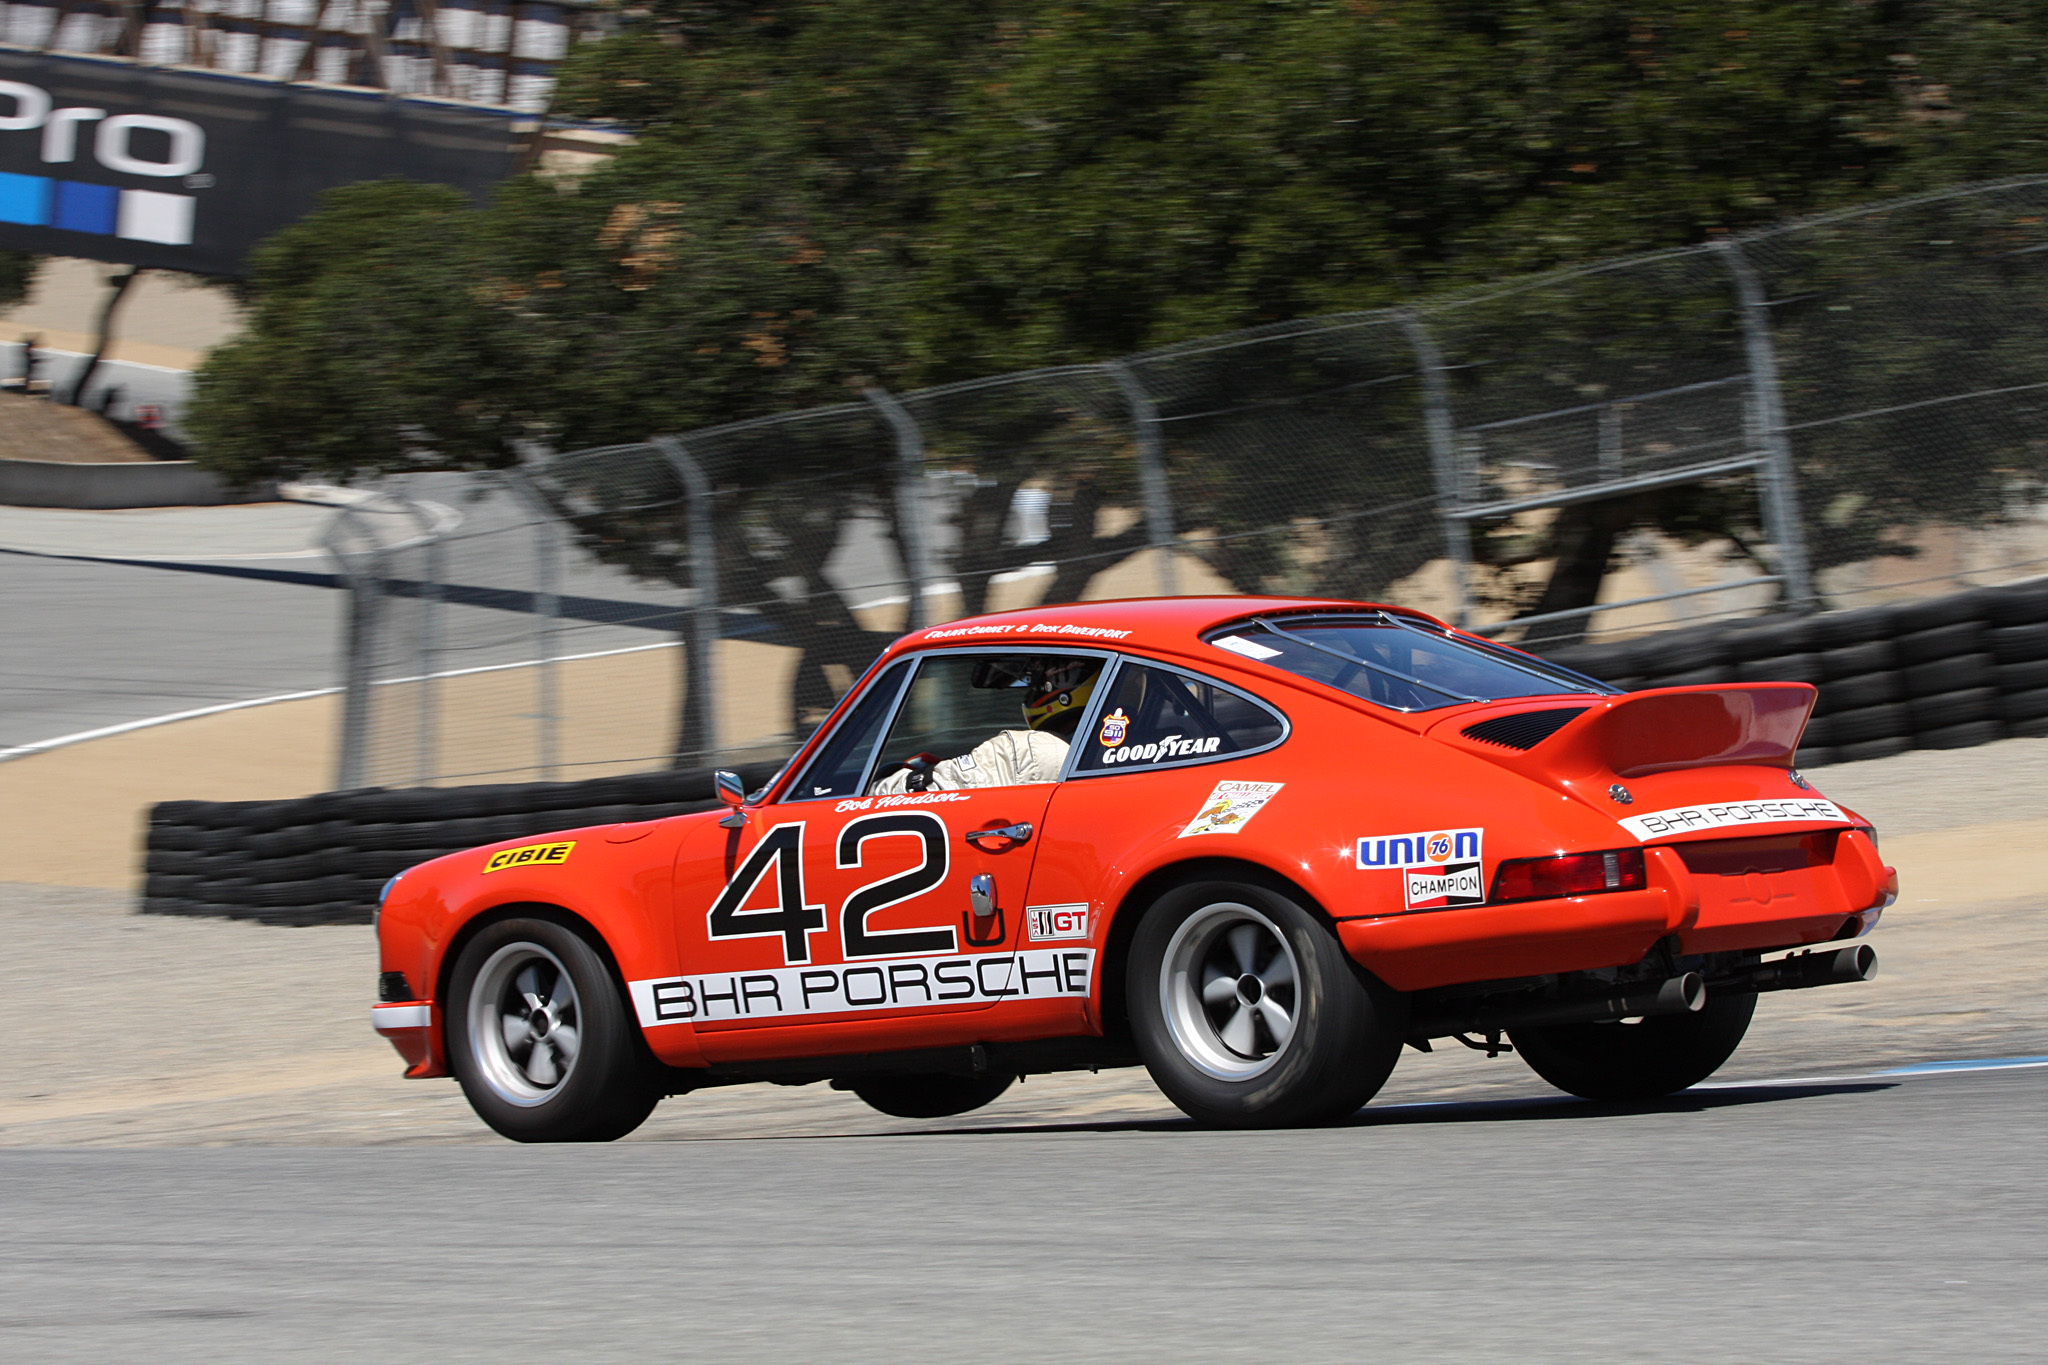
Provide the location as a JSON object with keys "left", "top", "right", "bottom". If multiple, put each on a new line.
{"left": 1398, "top": 309, "right": 1473, "bottom": 627}
{"left": 500, "top": 469, "right": 562, "bottom": 781}
{"left": 654, "top": 437, "right": 722, "bottom": 765}
{"left": 414, "top": 520, "right": 444, "bottom": 787}
{"left": 324, "top": 507, "right": 381, "bottom": 791}
{"left": 1105, "top": 360, "right": 1180, "bottom": 596}
{"left": 1716, "top": 239, "right": 1815, "bottom": 610}
{"left": 863, "top": 386, "right": 934, "bottom": 631}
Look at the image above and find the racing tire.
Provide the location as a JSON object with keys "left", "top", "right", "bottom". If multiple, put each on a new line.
{"left": 1127, "top": 879, "right": 1405, "bottom": 1128}
{"left": 1510, "top": 990, "right": 1757, "bottom": 1101}
{"left": 447, "top": 915, "right": 659, "bottom": 1143}
{"left": 847, "top": 1073, "right": 1016, "bottom": 1119}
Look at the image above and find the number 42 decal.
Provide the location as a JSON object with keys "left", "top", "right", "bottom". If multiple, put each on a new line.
{"left": 707, "top": 812, "right": 956, "bottom": 965}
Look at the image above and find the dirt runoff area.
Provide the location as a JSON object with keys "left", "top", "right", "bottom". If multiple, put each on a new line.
{"left": 4, "top": 737, "right": 2047, "bottom": 1147}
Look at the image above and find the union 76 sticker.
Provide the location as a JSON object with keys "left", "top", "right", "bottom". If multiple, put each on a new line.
{"left": 1179, "top": 781, "right": 1283, "bottom": 838}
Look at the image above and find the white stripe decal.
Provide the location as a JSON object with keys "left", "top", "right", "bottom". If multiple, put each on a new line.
{"left": 629, "top": 948, "right": 1096, "bottom": 1027}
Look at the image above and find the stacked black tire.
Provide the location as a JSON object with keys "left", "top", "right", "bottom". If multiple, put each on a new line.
{"left": 1543, "top": 577, "right": 2048, "bottom": 769}
{"left": 143, "top": 762, "right": 785, "bottom": 927}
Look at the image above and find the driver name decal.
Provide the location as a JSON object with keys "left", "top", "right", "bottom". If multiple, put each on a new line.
{"left": 628, "top": 948, "right": 1096, "bottom": 1025}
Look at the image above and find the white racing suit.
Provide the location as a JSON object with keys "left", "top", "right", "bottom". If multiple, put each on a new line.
{"left": 869, "top": 729, "right": 1070, "bottom": 794}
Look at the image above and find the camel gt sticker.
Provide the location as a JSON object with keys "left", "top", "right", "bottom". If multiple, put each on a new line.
{"left": 1180, "top": 781, "right": 1284, "bottom": 838}
{"left": 1098, "top": 707, "right": 1130, "bottom": 747}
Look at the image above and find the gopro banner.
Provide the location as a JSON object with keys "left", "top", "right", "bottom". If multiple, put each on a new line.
{"left": 0, "top": 50, "right": 524, "bottom": 276}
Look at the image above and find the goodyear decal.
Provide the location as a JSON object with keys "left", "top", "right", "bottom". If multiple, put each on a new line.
{"left": 483, "top": 841, "right": 576, "bottom": 874}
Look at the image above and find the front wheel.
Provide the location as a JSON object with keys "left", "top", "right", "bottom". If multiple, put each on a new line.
{"left": 847, "top": 1073, "right": 1015, "bottom": 1118}
{"left": 446, "top": 915, "right": 659, "bottom": 1142}
{"left": 1510, "top": 990, "right": 1757, "bottom": 1101}
{"left": 1127, "top": 880, "right": 1406, "bottom": 1128}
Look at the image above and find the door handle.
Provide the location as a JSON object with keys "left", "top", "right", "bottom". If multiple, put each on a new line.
{"left": 964, "top": 822, "right": 1033, "bottom": 851}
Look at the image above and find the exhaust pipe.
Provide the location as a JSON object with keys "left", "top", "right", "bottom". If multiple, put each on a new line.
{"left": 1742, "top": 944, "right": 1878, "bottom": 994}
{"left": 1414, "top": 972, "right": 1704, "bottom": 1039}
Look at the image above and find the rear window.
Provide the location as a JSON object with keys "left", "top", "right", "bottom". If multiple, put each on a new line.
{"left": 1206, "top": 613, "right": 1612, "bottom": 712}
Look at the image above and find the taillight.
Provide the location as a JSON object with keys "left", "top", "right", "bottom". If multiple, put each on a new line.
{"left": 1491, "top": 848, "right": 1647, "bottom": 903}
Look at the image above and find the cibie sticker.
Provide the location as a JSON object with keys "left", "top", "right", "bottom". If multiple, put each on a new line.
{"left": 1405, "top": 862, "right": 1485, "bottom": 909}
{"left": 1356, "top": 828, "right": 1483, "bottom": 870}
{"left": 483, "top": 841, "right": 575, "bottom": 874}
{"left": 1098, "top": 707, "right": 1130, "bottom": 748}
{"left": 1027, "top": 903, "right": 1091, "bottom": 941}
{"left": 1619, "top": 798, "right": 1847, "bottom": 841}
{"left": 1180, "top": 781, "right": 1284, "bottom": 838}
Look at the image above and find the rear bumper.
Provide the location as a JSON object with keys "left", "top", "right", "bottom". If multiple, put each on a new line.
{"left": 370, "top": 1002, "right": 446, "bottom": 1078}
{"left": 1339, "top": 828, "right": 1895, "bottom": 992}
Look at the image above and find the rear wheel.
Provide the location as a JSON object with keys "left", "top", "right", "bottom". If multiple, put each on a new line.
{"left": 447, "top": 915, "right": 658, "bottom": 1142}
{"left": 1127, "top": 879, "right": 1405, "bottom": 1128}
{"left": 847, "top": 1073, "right": 1015, "bottom": 1119}
{"left": 1510, "top": 990, "right": 1757, "bottom": 1101}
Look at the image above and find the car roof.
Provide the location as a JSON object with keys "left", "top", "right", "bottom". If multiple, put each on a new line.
{"left": 886, "top": 596, "right": 1452, "bottom": 663}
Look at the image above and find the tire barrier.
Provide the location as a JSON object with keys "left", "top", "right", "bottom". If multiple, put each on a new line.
{"left": 1541, "top": 577, "right": 2048, "bottom": 770}
{"left": 141, "top": 761, "right": 786, "bottom": 927}
{"left": 143, "top": 577, "right": 2048, "bottom": 927}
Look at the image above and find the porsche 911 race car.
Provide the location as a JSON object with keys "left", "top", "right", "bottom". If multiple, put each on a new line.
{"left": 372, "top": 597, "right": 1895, "bottom": 1139}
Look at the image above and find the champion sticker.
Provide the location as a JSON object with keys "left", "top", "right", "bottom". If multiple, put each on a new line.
{"left": 1026, "top": 903, "right": 1091, "bottom": 942}
{"left": 1619, "top": 798, "right": 1848, "bottom": 841}
{"left": 1404, "top": 862, "right": 1485, "bottom": 910}
{"left": 483, "top": 841, "right": 575, "bottom": 874}
{"left": 628, "top": 948, "right": 1095, "bottom": 1025}
{"left": 1099, "top": 707, "right": 1130, "bottom": 747}
{"left": 1180, "top": 781, "right": 1283, "bottom": 838}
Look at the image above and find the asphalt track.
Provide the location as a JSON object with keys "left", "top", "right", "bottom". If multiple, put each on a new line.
{"left": 2, "top": 1063, "right": 2041, "bottom": 1363}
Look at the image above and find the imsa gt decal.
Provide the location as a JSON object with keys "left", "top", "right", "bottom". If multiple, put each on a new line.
{"left": 1026, "top": 903, "right": 1091, "bottom": 941}
{"left": 1619, "top": 798, "right": 1847, "bottom": 841}
{"left": 483, "top": 841, "right": 575, "bottom": 873}
{"left": 629, "top": 948, "right": 1096, "bottom": 1025}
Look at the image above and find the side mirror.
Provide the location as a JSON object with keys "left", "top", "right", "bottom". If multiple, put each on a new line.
{"left": 714, "top": 770, "right": 748, "bottom": 828}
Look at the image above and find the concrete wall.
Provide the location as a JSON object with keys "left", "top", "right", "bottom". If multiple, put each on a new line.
{"left": 0, "top": 457, "right": 270, "bottom": 508}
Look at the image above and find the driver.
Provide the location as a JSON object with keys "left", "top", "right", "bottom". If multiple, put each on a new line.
{"left": 870, "top": 657, "right": 1100, "bottom": 794}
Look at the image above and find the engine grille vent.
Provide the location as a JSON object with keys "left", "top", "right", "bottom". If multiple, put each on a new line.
{"left": 1462, "top": 708, "right": 1590, "bottom": 751}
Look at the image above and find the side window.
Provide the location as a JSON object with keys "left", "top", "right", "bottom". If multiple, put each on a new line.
{"left": 866, "top": 652, "right": 1106, "bottom": 793}
{"left": 1076, "top": 662, "right": 1286, "bottom": 774}
{"left": 785, "top": 660, "right": 912, "bottom": 800}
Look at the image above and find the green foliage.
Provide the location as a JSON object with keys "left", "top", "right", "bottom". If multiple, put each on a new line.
{"left": 0, "top": 250, "right": 37, "bottom": 312}
{"left": 184, "top": 0, "right": 2048, "bottom": 640}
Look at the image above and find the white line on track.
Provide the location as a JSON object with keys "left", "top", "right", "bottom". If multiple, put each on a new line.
{"left": 0, "top": 639, "right": 681, "bottom": 764}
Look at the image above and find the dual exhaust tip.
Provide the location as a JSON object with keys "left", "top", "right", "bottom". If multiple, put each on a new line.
{"left": 1414, "top": 943, "right": 1878, "bottom": 1040}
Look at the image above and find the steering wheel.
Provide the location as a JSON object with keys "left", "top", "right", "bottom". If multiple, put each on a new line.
{"left": 882, "top": 752, "right": 943, "bottom": 792}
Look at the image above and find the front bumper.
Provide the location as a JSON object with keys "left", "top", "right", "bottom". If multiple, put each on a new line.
{"left": 1340, "top": 827, "right": 1895, "bottom": 993}
{"left": 370, "top": 1002, "right": 444, "bottom": 1077}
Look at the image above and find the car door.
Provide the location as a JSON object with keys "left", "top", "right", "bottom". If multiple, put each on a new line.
{"left": 1023, "top": 657, "right": 1293, "bottom": 941}
{"left": 671, "top": 649, "right": 1107, "bottom": 1062}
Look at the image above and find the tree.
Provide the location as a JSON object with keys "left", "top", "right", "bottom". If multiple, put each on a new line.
{"left": 187, "top": 1, "right": 2048, "bottom": 694}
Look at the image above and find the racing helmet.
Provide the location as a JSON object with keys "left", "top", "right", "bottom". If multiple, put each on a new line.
{"left": 1021, "top": 658, "right": 1098, "bottom": 734}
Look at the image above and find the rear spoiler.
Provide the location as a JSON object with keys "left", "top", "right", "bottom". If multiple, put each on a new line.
{"left": 1434, "top": 684, "right": 1817, "bottom": 779}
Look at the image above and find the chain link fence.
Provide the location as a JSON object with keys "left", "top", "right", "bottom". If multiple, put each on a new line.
{"left": 329, "top": 178, "right": 2048, "bottom": 789}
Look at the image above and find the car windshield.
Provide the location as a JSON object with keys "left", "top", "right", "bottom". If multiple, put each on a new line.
{"left": 1205, "top": 614, "right": 1613, "bottom": 712}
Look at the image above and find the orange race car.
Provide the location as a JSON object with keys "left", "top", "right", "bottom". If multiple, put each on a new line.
{"left": 371, "top": 597, "right": 1895, "bottom": 1139}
